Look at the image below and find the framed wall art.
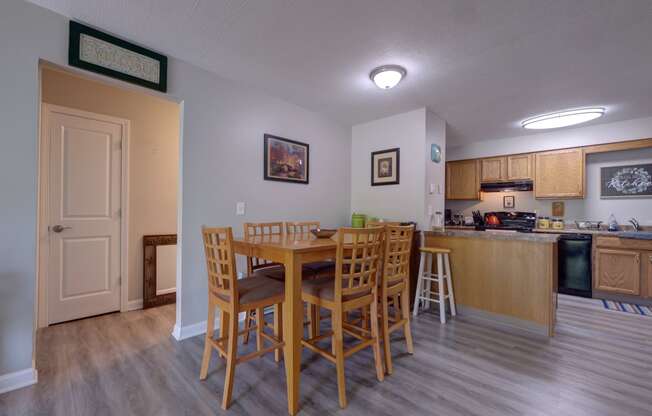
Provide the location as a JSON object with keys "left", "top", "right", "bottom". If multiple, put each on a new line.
{"left": 264, "top": 134, "right": 309, "bottom": 184}
{"left": 503, "top": 195, "right": 515, "bottom": 209}
{"left": 601, "top": 163, "right": 652, "bottom": 198}
{"left": 69, "top": 21, "right": 168, "bottom": 92}
{"left": 371, "top": 148, "right": 400, "bottom": 186}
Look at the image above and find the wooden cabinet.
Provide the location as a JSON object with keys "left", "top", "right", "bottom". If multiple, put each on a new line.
{"left": 507, "top": 154, "right": 533, "bottom": 180}
{"left": 595, "top": 248, "right": 641, "bottom": 295}
{"left": 534, "top": 148, "right": 585, "bottom": 199}
{"left": 646, "top": 252, "right": 652, "bottom": 298}
{"left": 446, "top": 160, "right": 480, "bottom": 200}
{"left": 480, "top": 157, "right": 507, "bottom": 182}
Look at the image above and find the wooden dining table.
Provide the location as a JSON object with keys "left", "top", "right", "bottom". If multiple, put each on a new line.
{"left": 232, "top": 232, "right": 337, "bottom": 415}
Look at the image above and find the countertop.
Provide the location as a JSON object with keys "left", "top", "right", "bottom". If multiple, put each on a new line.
{"left": 444, "top": 225, "right": 651, "bottom": 237}
{"left": 426, "top": 228, "right": 560, "bottom": 243}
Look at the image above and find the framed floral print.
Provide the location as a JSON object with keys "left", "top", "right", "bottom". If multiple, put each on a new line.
{"left": 371, "top": 148, "right": 400, "bottom": 186}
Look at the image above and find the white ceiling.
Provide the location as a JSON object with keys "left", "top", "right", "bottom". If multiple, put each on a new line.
{"left": 29, "top": 0, "right": 652, "bottom": 145}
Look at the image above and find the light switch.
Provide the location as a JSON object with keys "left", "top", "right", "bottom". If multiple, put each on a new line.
{"left": 429, "top": 183, "right": 435, "bottom": 194}
{"left": 236, "top": 202, "right": 245, "bottom": 216}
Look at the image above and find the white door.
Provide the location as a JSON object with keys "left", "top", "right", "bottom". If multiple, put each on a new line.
{"left": 47, "top": 106, "right": 124, "bottom": 324}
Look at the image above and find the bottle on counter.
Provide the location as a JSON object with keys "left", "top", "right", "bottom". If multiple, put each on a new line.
{"left": 608, "top": 213, "right": 619, "bottom": 232}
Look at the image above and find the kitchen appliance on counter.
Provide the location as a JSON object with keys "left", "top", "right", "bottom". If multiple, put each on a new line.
{"left": 481, "top": 211, "right": 537, "bottom": 232}
{"left": 558, "top": 234, "right": 592, "bottom": 298}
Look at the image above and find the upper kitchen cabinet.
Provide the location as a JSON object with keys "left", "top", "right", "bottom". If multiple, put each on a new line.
{"left": 534, "top": 148, "right": 585, "bottom": 199}
{"left": 507, "top": 154, "right": 533, "bottom": 180}
{"left": 480, "top": 157, "right": 507, "bottom": 182}
{"left": 446, "top": 160, "right": 480, "bottom": 200}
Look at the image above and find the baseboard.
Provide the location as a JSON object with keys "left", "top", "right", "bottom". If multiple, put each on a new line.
{"left": 156, "top": 287, "right": 176, "bottom": 296}
{"left": 0, "top": 367, "right": 38, "bottom": 395}
{"left": 172, "top": 313, "right": 245, "bottom": 341}
{"left": 125, "top": 299, "right": 143, "bottom": 311}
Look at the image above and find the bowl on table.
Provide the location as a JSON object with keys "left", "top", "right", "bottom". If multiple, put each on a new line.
{"left": 311, "top": 228, "right": 337, "bottom": 239}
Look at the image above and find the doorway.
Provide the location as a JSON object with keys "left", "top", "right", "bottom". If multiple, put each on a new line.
{"left": 37, "top": 64, "right": 181, "bottom": 326}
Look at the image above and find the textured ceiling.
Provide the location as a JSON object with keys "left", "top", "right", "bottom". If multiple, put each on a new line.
{"left": 28, "top": 0, "right": 652, "bottom": 145}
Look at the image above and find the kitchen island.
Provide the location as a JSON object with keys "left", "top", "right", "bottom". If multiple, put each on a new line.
{"left": 425, "top": 229, "right": 559, "bottom": 336}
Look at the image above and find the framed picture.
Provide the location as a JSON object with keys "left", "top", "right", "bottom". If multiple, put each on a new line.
{"left": 601, "top": 163, "right": 652, "bottom": 198}
{"left": 264, "top": 134, "right": 309, "bottom": 184}
{"left": 68, "top": 21, "right": 168, "bottom": 92}
{"left": 371, "top": 148, "right": 400, "bottom": 186}
{"left": 503, "top": 195, "right": 515, "bottom": 209}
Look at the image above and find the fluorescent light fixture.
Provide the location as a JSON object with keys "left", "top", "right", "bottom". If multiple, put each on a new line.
{"left": 521, "top": 107, "right": 605, "bottom": 130}
{"left": 370, "top": 65, "right": 407, "bottom": 89}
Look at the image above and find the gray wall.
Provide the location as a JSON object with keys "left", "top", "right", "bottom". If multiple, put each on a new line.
{"left": 0, "top": 0, "right": 350, "bottom": 377}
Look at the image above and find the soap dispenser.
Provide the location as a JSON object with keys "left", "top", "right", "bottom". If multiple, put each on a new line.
{"left": 607, "top": 214, "right": 619, "bottom": 232}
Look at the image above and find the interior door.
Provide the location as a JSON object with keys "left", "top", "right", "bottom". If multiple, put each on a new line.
{"left": 47, "top": 106, "right": 123, "bottom": 324}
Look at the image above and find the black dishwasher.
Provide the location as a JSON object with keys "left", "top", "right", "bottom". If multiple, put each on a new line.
{"left": 558, "top": 234, "right": 592, "bottom": 298}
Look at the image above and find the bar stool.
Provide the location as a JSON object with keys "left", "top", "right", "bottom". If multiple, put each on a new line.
{"left": 412, "top": 246, "right": 456, "bottom": 323}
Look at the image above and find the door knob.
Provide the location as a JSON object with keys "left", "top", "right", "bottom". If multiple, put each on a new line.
{"left": 51, "top": 225, "right": 72, "bottom": 233}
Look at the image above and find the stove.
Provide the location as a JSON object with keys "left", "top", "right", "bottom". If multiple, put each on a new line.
{"left": 478, "top": 211, "right": 536, "bottom": 232}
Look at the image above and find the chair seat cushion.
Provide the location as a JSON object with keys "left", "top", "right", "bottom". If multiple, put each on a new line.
{"left": 254, "top": 264, "right": 285, "bottom": 281}
{"left": 255, "top": 264, "right": 326, "bottom": 280}
{"left": 304, "top": 261, "right": 336, "bottom": 278}
{"left": 215, "top": 275, "right": 284, "bottom": 306}
{"left": 302, "top": 276, "right": 371, "bottom": 302}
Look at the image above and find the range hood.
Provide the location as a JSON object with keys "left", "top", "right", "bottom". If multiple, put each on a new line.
{"left": 480, "top": 180, "right": 533, "bottom": 193}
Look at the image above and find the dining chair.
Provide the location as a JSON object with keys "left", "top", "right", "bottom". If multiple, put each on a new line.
{"left": 286, "top": 221, "right": 336, "bottom": 279}
{"left": 301, "top": 226, "right": 385, "bottom": 408}
{"left": 378, "top": 224, "right": 415, "bottom": 375}
{"left": 242, "top": 222, "right": 285, "bottom": 344}
{"left": 199, "top": 227, "right": 285, "bottom": 410}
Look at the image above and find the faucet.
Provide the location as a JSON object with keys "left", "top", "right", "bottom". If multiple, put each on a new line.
{"left": 629, "top": 218, "right": 641, "bottom": 231}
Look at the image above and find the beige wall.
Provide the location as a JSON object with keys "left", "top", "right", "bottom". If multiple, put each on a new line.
{"left": 41, "top": 67, "right": 180, "bottom": 303}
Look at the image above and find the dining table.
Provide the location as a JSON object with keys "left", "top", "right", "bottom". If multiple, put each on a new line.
{"left": 232, "top": 232, "right": 337, "bottom": 415}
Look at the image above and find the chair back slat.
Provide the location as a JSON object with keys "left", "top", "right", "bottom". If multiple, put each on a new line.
{"left": 335, "top": 227, "right": 384, "bottom": 300}
{"left": 243, "top": 222, "right": 283, "bottom": 272}
{"left": 202, "top": 226, "right": 238, "bottom": 303}
{"left": 285, "top": 221, "right": 320, "bottom": 234}
{"left": 382, "top": 225, "right": 415, "bottom": 288}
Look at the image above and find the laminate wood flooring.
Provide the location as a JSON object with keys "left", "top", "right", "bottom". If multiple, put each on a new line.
{"left": 2, "top": 295, "right": 651, "bottom": 416}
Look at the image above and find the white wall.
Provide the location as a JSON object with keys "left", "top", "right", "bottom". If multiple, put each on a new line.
{"left": 448, "top": 116, "right": 652, "bottom": 161}
{"left": 350, "top": 108, "right": 445, "bottom": 230}
{"left": 447, "top": 144, "right": 652, "bottom": 226}
{"left": 0, "top": 0, "right": 351, "bottom": 381}
{"left": 425, "top": 111, "right": 447, "bottom": 227}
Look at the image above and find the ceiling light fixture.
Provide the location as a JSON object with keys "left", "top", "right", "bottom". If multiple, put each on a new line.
{"left": 370, "top": 65, "right": 407, "bottom": 89}
{"left": 521, "top": 107, "right": 605, "bottom": 130}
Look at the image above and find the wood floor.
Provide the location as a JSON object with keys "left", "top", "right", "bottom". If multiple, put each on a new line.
{"left": 2, "top": 295, "right": 651, "bottom": 416}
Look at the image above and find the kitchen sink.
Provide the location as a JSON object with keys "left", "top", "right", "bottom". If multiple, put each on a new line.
{"left": 618, "top": 231, "right": 652, "bottom": 240}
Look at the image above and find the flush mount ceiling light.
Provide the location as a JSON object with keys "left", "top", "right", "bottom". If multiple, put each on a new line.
{"left": 521, "top": 107, "right": 605, "bottom": 130}
{"left": 370, "top": 65, "right": 407, "bottom": 89}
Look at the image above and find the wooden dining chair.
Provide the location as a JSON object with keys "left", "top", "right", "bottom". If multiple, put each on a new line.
{"left": 378, "top": 224, "right": 415, "bottom": 375}
{"left": 242, "top": 222, "right": 284, "bottom": 344}
{"left": 286, "top": 221, "right": 336, "bottom": 279}
{"left": 301, "top": 227, "right": 385, "bottom": 408}
{"left": 200, "top": 227, "right": 285, "bottom": 410}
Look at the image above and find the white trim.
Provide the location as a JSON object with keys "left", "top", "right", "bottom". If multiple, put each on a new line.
{"left": 156, "top": 287, "right": 176, "bottom": 296}
{"left": 0, "top": 367, "right": 38, "bottom": 395}
{"left": 125, "top": 299, "right": 143, "bottom": 311}
{"left": 37, "top": 103, "right": 131, "bottom": 327}
{"left": 171, "top": 314, "right": 244, "bottom": 341}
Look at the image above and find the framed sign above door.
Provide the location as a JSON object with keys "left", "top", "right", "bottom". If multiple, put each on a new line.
{"left": 68, "top": 21, "right": 168, "bottom": 92}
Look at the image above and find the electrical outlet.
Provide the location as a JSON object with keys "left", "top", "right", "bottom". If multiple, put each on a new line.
{"left": 236, "top": 202, "right": 245, "bottom": 216}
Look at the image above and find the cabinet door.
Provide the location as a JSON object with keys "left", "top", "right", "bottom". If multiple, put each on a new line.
{"left": 534, "top": 148, "right": 585, "bottom": 199}
{"left": 507, "top": 154, "right": 532, "bottom": 180}
{"left": 446, "top": 160, "right": 480, "bottom": 200}
{"left": 646, "top": 251, "right": 652, "bottom": 298}
{"left": 595, "top": 248, "right": 641, "bottom": 295}
{"left": 480, "top": 157, "right": 507, "bottom": 182}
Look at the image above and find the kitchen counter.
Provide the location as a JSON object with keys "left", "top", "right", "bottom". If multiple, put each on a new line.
{"left": 430, "top": 228, "right": 560, "bottom": 243}
{"left": 425, "top": 229, "right": 558, "bottom": 336}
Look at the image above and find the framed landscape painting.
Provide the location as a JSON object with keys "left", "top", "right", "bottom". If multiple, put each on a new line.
{"left": 264, "top": 134, "right": 309, "bottom": 184}
{"left": 601, "top": 163, "right": 652, "bottom": 198}
{"left": 371, "top": 148, "right": 400, "bottom": 186}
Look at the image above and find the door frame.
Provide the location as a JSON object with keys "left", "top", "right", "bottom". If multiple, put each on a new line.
{"left": 37, "top": 103, "right": 131, "bottom": 327}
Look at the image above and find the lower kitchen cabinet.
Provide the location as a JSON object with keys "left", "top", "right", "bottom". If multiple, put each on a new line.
{"left": 595, "top": 248, "right": 641, "bottom": 296}
{"left": 646, "top": 251, "right": 652, "bottom": 298}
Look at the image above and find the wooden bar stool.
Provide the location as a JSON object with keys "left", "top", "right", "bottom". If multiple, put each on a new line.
{"left": 412, "top": 246, "right": 456, "bottom": 324}
{"left": 199, "top": 227, "right": 285, "bottom": 410}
